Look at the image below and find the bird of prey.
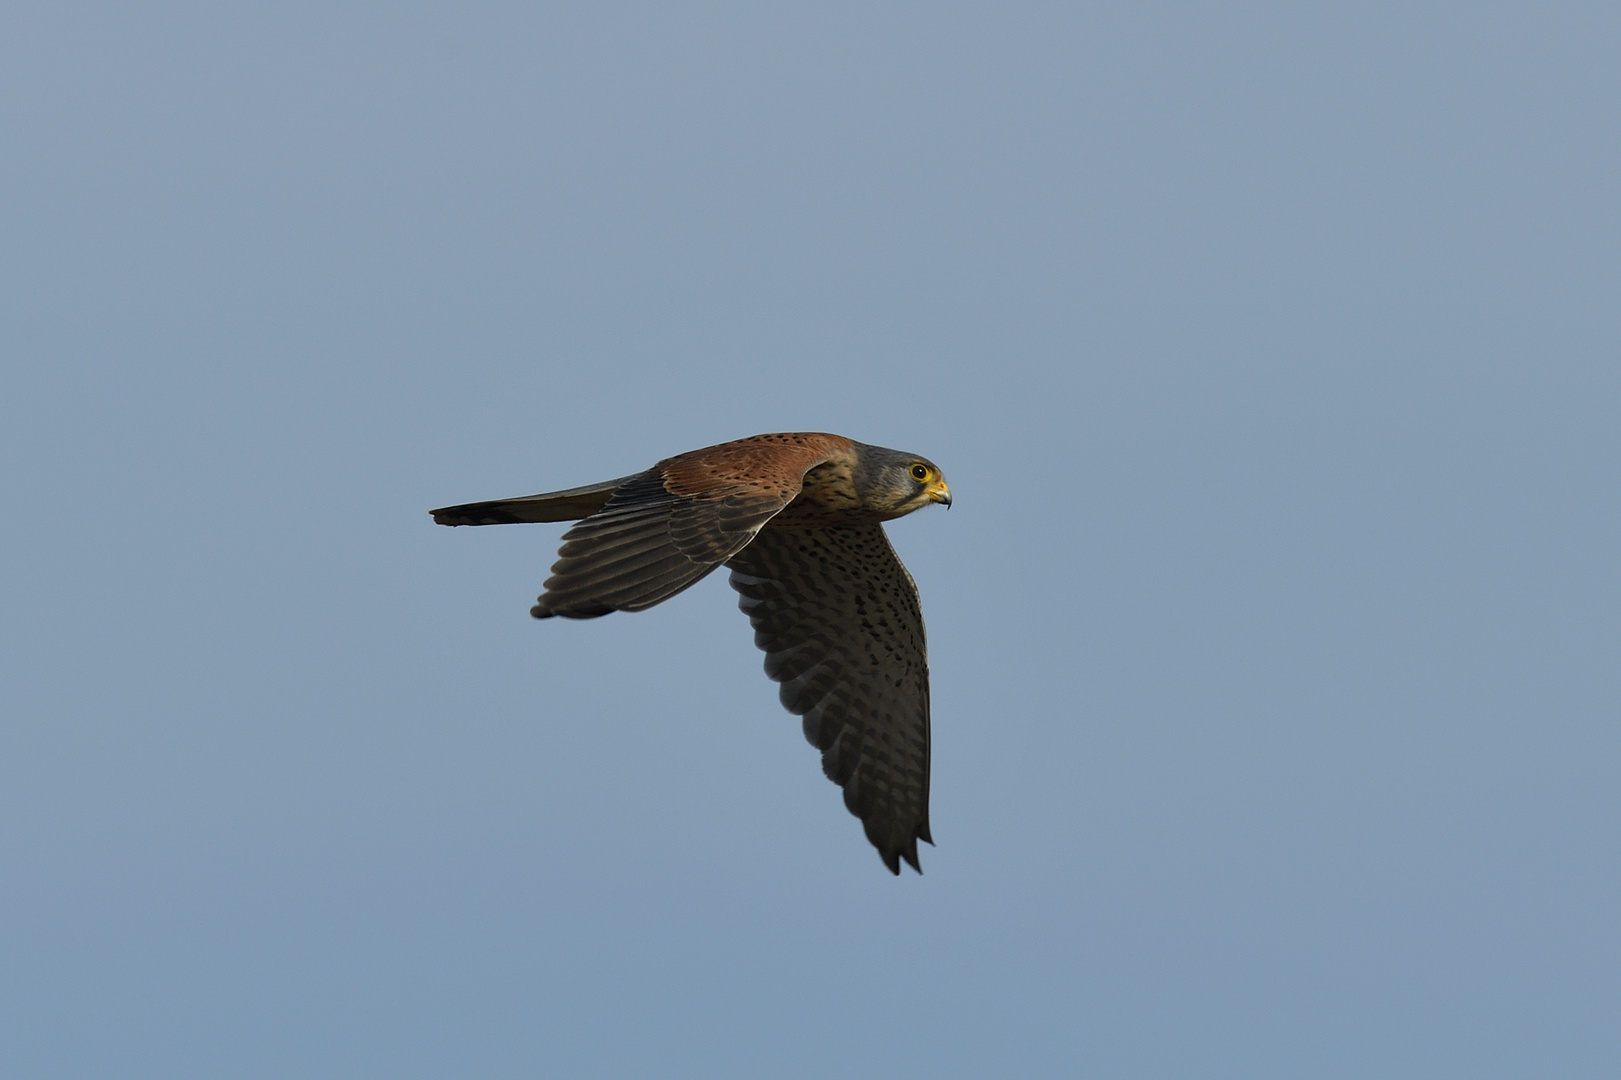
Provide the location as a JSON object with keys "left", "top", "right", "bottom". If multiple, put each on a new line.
{"left": 431, "top": 432, "right": 951, "bottom": 874}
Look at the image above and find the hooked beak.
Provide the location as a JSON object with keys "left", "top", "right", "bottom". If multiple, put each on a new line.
{"left": 928, "top": 481, "right": 952, "bottom": 508}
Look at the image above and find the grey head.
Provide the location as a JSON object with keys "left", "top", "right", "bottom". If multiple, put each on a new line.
{"left": 851, "top": 442, "right": 952, "bottom": 519}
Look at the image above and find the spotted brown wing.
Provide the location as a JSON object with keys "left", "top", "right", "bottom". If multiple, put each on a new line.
{"left": 726, "top": 524, "right": 933, "bottom": 874}
{"left": 533, "top": 436, "right": 849, "bottom": 619}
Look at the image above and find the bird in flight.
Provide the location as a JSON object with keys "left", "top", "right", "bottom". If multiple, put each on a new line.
{"left": 431, "top": 432, "right": 951, "bottom": 874}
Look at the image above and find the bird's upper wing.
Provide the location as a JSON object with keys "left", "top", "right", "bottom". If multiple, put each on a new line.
{"left": 532, "top": 434, "right": 851, "bottom": 618}
{"left": 726, "top": 524, "right": 932, "bottom": 874}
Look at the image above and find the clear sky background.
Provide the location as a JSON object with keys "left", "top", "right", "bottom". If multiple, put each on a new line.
{"left": 3, "top": 5, "right": 1617, "bottom": 1078}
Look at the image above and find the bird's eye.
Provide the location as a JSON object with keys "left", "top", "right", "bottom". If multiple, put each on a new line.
{"left": 910, "top": 464, "right": 930, "bottom": 481}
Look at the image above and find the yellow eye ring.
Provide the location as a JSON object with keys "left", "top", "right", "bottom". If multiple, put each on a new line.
{"left": 910, "top": 464, "right": 930, "bottom": 481}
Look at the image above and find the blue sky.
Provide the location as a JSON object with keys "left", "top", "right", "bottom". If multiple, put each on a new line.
{"left": 3, "top": 5, "right": 1618, "bottom": 1077}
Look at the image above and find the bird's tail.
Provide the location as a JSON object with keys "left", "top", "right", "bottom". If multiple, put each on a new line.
{"left": 429, "top": 475, "right": 636, "bottom": 526}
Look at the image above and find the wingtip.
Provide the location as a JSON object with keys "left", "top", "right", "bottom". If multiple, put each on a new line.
{"left": 531, "top": 598, "right": 613, "bottom": 620}
{"left": 877, "top": 837, "right": 925, "bottom": 875}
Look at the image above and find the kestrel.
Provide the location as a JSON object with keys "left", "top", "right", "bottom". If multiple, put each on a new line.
{"left": 431, "top": 432, "right": 951, "bottom": 874}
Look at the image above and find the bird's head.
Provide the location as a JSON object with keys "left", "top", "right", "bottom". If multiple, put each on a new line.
{"left": 854, "top": 443, "right": 952, "bottom": 519}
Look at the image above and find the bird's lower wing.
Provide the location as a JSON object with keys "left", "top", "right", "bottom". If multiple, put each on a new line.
{"left": 727, "top": 524, "right": 932, "bottom": 874}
